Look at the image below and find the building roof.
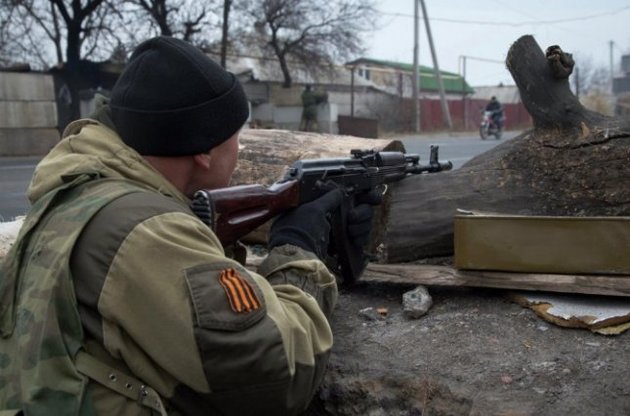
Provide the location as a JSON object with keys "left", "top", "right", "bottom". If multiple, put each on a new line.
{"left": 470, "top": 84, "right": 521, "bottom": 104}
{"left": 346, "top": 57, "right": 474, "bottom": 94}
{"left": 217, "top": 54, "right": 376, "bottom": 89}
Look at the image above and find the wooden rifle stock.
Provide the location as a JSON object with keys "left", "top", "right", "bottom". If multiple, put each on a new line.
{"left": 191, "top": 147, "right": 452, "bottom": 283}
{"left": 193, "top": 180, "right": 300, "bottom": 246}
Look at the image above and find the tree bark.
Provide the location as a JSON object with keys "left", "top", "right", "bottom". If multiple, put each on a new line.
{"left": 383, "top": 35, "right": 630, "bottom": 263}
{"left": 220, "top": 0, "right": 231, "bottom": 68}
{"left": 232, "top": 129, "right": 405, "bottom": 185}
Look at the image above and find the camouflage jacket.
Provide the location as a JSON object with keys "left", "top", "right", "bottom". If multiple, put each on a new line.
{"left": 0, "top": 116, "right": 338, "bottom": 415}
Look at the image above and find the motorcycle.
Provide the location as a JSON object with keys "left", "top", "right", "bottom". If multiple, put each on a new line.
{"left": 480, "top": 110, "right": 504, "bottom": 140}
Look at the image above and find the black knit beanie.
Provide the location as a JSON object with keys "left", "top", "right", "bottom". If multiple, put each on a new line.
{"left": 110, "top": 36, "right": 249, "bottom": 156}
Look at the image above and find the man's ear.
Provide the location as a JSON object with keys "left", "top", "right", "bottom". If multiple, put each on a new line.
{"left": 192, "top": 151, "right": 212, "bottom": 170}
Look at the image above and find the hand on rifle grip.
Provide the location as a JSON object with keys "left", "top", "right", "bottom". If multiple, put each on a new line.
{"left": 268, "top": 188, "right": 344, "bottom": 260}
{"left": 347, "top": 189, "right": 383, "bottom": 248}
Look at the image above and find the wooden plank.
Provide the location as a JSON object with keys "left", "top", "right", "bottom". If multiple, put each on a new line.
{"left": 363, "top": 263, "right": 630, "bottom": 297}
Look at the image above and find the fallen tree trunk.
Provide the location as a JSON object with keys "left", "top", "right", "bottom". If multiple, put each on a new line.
{"left": 233, "top": 129, "right": 404, "bottom": 186}
{"left": 383, "top": 35, "right": 630, "bottom": 263}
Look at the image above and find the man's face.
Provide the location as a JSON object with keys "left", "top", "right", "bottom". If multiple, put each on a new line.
{"left": 189, "top": 131, "right": 240, "bottom": 193}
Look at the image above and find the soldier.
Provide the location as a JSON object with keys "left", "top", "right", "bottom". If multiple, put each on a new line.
{"left": 0, "top": 36, "right": 376, "bottom": 415}
{"left": 299, "top": 85, "right": 328, "bottom": 132}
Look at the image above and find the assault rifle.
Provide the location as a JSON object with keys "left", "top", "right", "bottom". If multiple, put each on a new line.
{"left": 191, "top": 145, "right": 452, "bottom": 284}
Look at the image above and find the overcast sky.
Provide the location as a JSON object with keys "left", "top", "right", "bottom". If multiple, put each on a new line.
{"left": 364, "top": 0, "right": 630, "bottom": 87}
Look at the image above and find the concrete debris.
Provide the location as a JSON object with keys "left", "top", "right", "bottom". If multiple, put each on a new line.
{"left": 402, "top": 285, "right": 433, "bottom": 319}
{"left": 511, "top": 291, "right": 630, "bottom": 335}
{"left": 358, "top": 307, "right": 385, "bottom": 321}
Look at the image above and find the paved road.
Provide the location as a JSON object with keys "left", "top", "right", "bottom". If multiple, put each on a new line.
{"left": 0, "top": 156, "right": 41, "bottom": 221}
{"left": 396, "top": 130, "right": 520, "bottom": 170}
{"left": 0, "top": 130, "right": 521, "bottom": 220}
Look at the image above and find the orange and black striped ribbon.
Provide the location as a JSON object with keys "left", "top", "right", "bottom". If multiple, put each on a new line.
{"left": 218, "top": 268, "right": 261, "bottom": 313}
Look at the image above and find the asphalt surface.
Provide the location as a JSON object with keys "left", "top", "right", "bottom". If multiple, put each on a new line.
{"left": 0, "top": 130, "right": 521, "bottom": 221}
{"left": 396, "top": 129, "right": 520, "bottom": 170}
{"left": 0, "top": 156, "right": 41, "bottom": 221}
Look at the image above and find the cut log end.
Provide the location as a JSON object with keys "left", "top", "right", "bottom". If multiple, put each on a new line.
{"left": 384, "top": 35, "right": 630, "bottom": 263}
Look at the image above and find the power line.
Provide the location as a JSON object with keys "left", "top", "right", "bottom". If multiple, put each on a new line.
{"left": 461, "top": 55, "right": 503, "bottom": 65}
{"left": 380, "top": 5, "right": 630, "bottom": 27}
{"left": 489, "top": 0, "right": 540, "bottom": 21}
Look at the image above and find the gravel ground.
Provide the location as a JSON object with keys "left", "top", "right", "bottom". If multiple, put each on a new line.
{"left": 310, "top": 281, "right": 630, "bottom": 416}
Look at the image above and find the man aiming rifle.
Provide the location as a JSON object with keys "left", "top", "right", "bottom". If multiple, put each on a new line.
{"left": 0, "top": 36, "right": 377, "bottom": 415}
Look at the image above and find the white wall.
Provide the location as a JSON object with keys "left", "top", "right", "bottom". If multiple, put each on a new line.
{"left": 0, "top": 72, "right": 57, "bottom": 128}
{"left": 0, "top": 72, "right": 55, "bottom": 101}
{"left": 0, "top": 102, "right": 57, "bottom": 128}
{"left": 250, "top": 102, "right": 339, "bottom": 133}
{"left": 0, "top": 72, "right": 59, "bottom": 156}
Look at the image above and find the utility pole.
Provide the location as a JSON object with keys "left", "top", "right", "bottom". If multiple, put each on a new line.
{"left": 412, "top": 0, "right": 420, "bottom": 132}
{"left": 461, "top": 56, "right": 467, "bottom": 129}
{"left": 350, "top": 66, "right": 355, "bottom": 117}
{"left": 458, "top": 55, "right": 504, "bottom": 129}
{"left": 610, "top": 40, "right": 615, "bottom": 94}
{"left": 419, "top": 0, "right": 452, "bottom": 129}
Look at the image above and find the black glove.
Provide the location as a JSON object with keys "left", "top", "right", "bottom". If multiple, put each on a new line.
{"left": 347, "top": 189, "right": 383, "bottom": 248}
{"left": 269, "top": 188, "right": 344, "bottom": 259}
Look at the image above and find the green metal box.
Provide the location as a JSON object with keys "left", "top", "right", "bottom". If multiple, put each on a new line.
{"left": 454, "top": 211, "right": 630, "bottom": 275}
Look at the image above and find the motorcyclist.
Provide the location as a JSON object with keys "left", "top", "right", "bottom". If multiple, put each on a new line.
{"left": 485, "top": 96, "right": 504, "bottom": 129}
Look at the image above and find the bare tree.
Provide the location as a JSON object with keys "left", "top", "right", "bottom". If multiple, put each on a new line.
{"left": 3, "top": 0, "right": 114, "bottom": 66}
{"left": 220, "top": 0, "right": 231, "bottom": 68}
{"left": 0, "top": 5, "right": 10, "bottom": 67}
{"left": 0, "top": 0, "right": 64, "bottom": 68}
{"left": 571, "top": 56, "right": 614, "bottom": 115}
{"left": 572, "top": 56, "right": 609, "bottom": 96}
{"left": 51, "top": 0, "right": 109, "bottom": 64}
{"left": 125, "top": 0, "right": 218, "bottom": 43}
{"left": 239, "top": 0, "right": 377, "bottom": 88}
{"left": 0, "top": 0, "right": 128, "bottom": 121}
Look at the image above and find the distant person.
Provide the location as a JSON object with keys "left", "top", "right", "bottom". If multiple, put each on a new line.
{"left": 485, "top": 96, "right": 505, "bottom": 129}
{"left": 299, "top": 85, "right": 328, "bottom": 132}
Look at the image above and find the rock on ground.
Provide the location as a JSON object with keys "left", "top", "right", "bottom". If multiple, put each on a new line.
{"left": 309, "top": 282, "right": 630, "bottom": 416}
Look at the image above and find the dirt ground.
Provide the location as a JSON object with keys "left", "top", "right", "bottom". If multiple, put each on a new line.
{"left": 309, "top": 281, "right": 630, "bottom": 416}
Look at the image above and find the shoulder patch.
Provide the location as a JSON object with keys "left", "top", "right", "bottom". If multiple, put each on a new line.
{"left": 218, "top": 268, "right": 261, "bottom": 313}
{"left": 185, "top": 262, "right": 266, "bottom": 332}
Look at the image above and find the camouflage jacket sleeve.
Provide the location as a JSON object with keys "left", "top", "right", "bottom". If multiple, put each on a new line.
{"left": 71, "top": 191, "right": 337, "bottom": 415}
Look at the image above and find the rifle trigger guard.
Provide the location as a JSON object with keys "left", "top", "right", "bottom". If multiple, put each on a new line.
{"left": 316, "top": 179, "right": 343, "bottom": 194}
{"left": 191, "top": 190, "right": 214, "bottom": 229}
